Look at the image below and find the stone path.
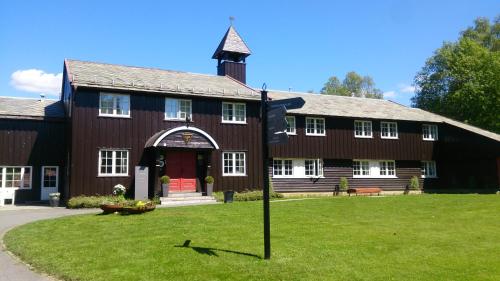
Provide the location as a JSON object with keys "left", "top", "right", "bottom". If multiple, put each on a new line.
{"left": 0, "top": 206, "right": 98, "bottom": 281}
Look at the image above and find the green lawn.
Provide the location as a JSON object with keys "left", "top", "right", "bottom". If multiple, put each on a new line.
{"left": 4, "top": 195, "right": 500, "bottom": 281}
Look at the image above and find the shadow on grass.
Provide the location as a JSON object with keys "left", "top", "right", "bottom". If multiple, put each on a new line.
{"left": 175, "top": 240, "right": 261, "bottom": 259}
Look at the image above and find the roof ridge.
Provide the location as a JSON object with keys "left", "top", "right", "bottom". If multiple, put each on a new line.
{"left": 65, "top": 58, "right": 229, "bottom": 79}
{"left": 0, "top": 96, "right": 59, "bottom": 101}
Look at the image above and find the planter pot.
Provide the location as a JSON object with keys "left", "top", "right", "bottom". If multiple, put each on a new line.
{"left": 162, "top": 184, "right": 169, "bottom": 197}
{"left": 223, "top": 191, "right": 234, "bottom": 203}
{"left": 49, "top": 197, "right": 60, "bottom": 207}
{"left": 206, "top": 183, "right": 214, "bottom": 196}
{"left": 100, "top": 204, "right": 123, "bottom": 214}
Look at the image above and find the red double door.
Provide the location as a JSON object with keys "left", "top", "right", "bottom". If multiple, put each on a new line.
{"left": 165, "top": 151, "right": 197, "bottom": 192}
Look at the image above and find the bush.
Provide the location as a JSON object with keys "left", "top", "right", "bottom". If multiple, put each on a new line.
{"left": 205, "top": 176, "right": 214, "bottom": 184}
{"left": 339, "top": 177, "right": 349, "bottom": 191}
{"left": 212, "top": 190, "right": 284, "bottom": 202}
{"left": 160, "top": 175, "right": 170, "bottom": 184}
{"left": 409, "top": 176, "right": 420, "bottom": 190}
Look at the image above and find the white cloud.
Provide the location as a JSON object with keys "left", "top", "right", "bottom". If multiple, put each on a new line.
{"left": 398, "top": 84, "right": 416, "bottom": 93}
{"left": 10, "top": 69, "right": 63, "bottom": 96}
{"left": 383, "top": 91, "right": 397, "bottom": 98}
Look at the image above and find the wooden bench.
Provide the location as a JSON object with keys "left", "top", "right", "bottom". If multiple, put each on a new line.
{"left": 347, "top": 187, "right": 382, "bottom": 196}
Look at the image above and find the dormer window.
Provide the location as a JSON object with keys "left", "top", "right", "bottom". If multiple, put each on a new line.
{"left": 99, "top": 93, "right": 130, "bottom": 117}
{"left": 422, "top": 124, "right": 438, "bottom": 141}
{"left": 222, "top": 102, "right": 246, "bottom": 124}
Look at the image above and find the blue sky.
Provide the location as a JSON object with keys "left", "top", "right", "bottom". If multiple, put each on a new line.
{"left": 0, "top": 1, "right": 498, "bottom": 105}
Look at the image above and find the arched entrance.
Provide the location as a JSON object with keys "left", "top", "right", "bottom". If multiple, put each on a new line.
{"left": 145, "top": 126, "right": 219, "bottom": 195}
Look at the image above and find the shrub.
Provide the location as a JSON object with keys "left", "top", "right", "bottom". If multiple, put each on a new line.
{"left": 409, "top": 176, "right": 420, "bottom": 190}
{"left": 67, "top": 195, "right": 123, "bottom": 209}
{"left": 112, "top": 184, "right": 126, "bottom": 196}
{"left": 339, "top": 177, "right": 349, "bottom": 191}
{"left": 212, "top": 190, "right": 284, "bottom": 202}
{"left": 205, "top": 176, "right": 214, "bottom": 184}
{"left": 160, "top": 175, "right": 170, "bottom": 184}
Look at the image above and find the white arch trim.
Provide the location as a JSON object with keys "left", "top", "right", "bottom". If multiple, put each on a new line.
{"left": 152, "top": 126, "right": 220, "bottom": 149}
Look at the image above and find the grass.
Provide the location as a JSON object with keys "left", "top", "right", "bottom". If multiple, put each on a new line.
{"left": 4, "top": 195, "right": 500, "bottom": 281}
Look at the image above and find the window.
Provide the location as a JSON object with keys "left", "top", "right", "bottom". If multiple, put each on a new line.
{"left": 353, "top": 160, "right": 396, "bottom": 178}
{"left": 42, "top": 166, "right": 58, "bottom": 188}
{"left": 273, "top": 159, "right": 293, "bottom": 177}
{"left": 223, "top": 152, "right": 246, "bottom": 176}
{"left": 165, "top": 98, "right": 192, "bottom": 120}
{"left": 99, "top": 93, "right": 130, "bottom": 117}
{"left": 379, "top": 161, "right": 396, "bottom": 176}
{"left": 285, "top": 116, "right": 296, "bottom": 135}
{"left": 353, "top": 161, "right": 370, "bottom": 176}
{"left": 306, "top": 117, "right": 325, "bottom": 136}
{"left": 0, "top": 166, "right": 32, "bottom": 189}
{"left": 272, "top": 159, "right": 324, "bottom": 178}
{"left": 222, "top": 102, "right": 246, "bottom": 123}
{"left": 98, "top": 150, "right": 129, "bottom": 176}
{"left": 422, "top": 124, "right": 438, "bottom": 141}
{"left": 421, "top": 161, "right": 437, "bottom": 178}
{"left": 305, "top": 159, "right": 323, "bottom": 177}
{"left": 381, "top": 122, "right": 398, "bottom": 139}
{"left": 354, "top": 120, "right": 372, "bottom": 138}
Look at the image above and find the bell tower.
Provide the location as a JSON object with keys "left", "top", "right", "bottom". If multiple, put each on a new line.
{"left": 212, "top": 23, "right": 251, "bottom": 84}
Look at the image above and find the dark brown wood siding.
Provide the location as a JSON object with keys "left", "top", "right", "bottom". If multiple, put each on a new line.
{"left": 217, "top": 61, "right": 246, "bottom": 84}
{"left": 69, "top": 88, "right": 262, "bottom": 197}
{"left": 0, "top": 118, "right": 66, "bottom": 202}
{"left": 270, "top": 160, "right": 426, "bottom": 192}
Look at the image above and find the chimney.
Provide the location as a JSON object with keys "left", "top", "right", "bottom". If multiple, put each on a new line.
{"left": 40, "top": 93, "right": 46, "bottom": 102}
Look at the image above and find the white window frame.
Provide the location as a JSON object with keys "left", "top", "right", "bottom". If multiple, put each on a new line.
{"left": 422, "top": 124, "right": 438, "bottom": 141}
{"left": 0, "top": 166, "right": 32, "bottom": 189}
{"left": 272, "top": 158, "right": 324, "bottom": 178}
{"left": 353, "top": 160, "right": 397, "bottom": 178}
{"left": 272, "top": 159, "right": 294, "bottom": 177}
{"left": 285, "top": 116, "right": 296, "bottom": 135}
{"left": 305, "top": 117, "right": 326, "bottom": 136}
{"left": 421, "top": 161, "right": 437, "bottom": 178}
{"left": 222, "top": 102, "right": 246, "bottom": 124}
{"left": 98, "top": 149, "right": 129, "bottom": 177}
{"left": 222, "top": 152, "right": 246, "bottom": 176}
{"left": 381, "top": 121, "right": 398, "bottom": 139}
{"left": 164, "top": 98, "right": 192, "bottom": 121}
{"left": 354, "top": 120, "right": 373, "bottom": 138}
{"left": 41, "top": 166, "right": 59, "bottom": 189}
{"left": 99, "top": 93, "right": 130, "bottom": 118}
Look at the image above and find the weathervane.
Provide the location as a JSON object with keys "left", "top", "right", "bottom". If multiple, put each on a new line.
{"left": 229, "top": 16, "right": 235, "bottom": 26}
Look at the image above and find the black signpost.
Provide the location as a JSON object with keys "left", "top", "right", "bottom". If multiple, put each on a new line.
{"left": 261, "top": 86, "right": 304, "bottom": 260}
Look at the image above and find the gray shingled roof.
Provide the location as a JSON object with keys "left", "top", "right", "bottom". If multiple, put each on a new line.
{"left": 212, "top": 26, "right": 251, "bottom": 59}
{"left": 65, "top": 59, "right": 259, "bottom": 101}
{"left": 0, "top": 96, "right": 65, "bottom": 119}
{"left": 268, "top": 90, "right": 500, "bottom": 142}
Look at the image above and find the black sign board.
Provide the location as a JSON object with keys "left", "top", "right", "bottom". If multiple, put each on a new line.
{"left": 267, "top": 106, "right": 287, "bottom": 139}
{"left": 268, "top": 131, "right": 288, "bottom": 144}
{"left": 268, "top": 97, "right": 305, "bottom": 110}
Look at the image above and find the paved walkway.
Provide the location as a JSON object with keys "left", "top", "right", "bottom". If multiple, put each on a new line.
{"left": 0, "top": 206, "right": 98, "bottom": 281}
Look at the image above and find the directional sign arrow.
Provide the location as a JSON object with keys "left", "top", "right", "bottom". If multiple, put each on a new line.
{"left": 268, "top": 131, "right": 288, "bottom": 145}
{"left": 267, "top": 106, "right": 287, "bottom": 134}
{"left": 268, "top": 97, "right": 305, "bottom": 110}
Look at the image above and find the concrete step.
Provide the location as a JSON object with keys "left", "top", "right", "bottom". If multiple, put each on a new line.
{"left": 166, "top": 192, "right": 203, "bottom": 198}
{"left": 158, "top": 200, "right": 218, "bottom": 207}
{"left": 160, "top": 196, "right": 216, "bottom": 202}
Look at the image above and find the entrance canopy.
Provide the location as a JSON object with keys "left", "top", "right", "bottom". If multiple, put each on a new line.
{"left": 145, "top": 126, "right": 219, "bottom": 149}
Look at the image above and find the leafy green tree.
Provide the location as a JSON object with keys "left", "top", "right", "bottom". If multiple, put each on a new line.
{"left": 321, "top": 71, "right": 383, "bottom": 99}
{"left": 412, "top": 16, "right": 500, "bottom": 133}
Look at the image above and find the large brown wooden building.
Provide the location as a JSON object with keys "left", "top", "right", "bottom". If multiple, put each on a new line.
{"left": 1, "top": 26, "right": 499, "bottom": 203}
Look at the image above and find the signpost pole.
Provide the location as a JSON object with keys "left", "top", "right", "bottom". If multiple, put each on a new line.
{"left": 261, "top": 89, "right": 271, "bottom": 260}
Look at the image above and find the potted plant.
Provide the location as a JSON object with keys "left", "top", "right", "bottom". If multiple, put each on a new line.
{"left": 205, "top": 176, "right": 214, "bottom": 196}
{"left": 406, "top": 176, "right": 421, "bottom": 194}
{"left": 48, "top": 192, "right": 60, "bottom": 207}
{"left": 100, "top": 184, "right": 127, "bottom": 213}
{"left": 338, "top": 177, "right": 349, "bottom": 196}
{"left": 160, "top": 175, "right": 170, "bottom": 197}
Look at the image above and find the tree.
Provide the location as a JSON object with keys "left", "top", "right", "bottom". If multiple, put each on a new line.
{"left": 412, "top": 16, "right": 500, "bottom": 133}
{"left": 320, "top": 71, "right": 383, "bottom": 99}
